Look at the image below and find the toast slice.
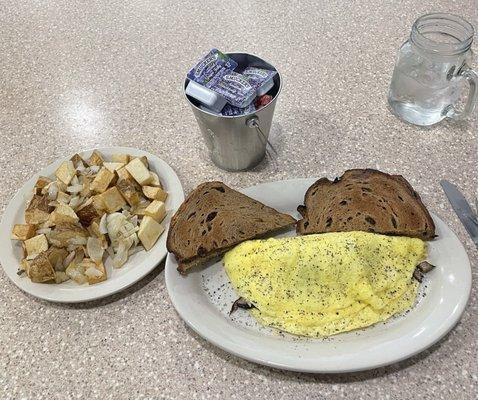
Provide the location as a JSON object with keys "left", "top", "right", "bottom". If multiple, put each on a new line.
{"left": 296, "top": 169, "right": 435, "bottom": 240}
{"left": 167, "top": 181, "right": 296, "bottom": 272}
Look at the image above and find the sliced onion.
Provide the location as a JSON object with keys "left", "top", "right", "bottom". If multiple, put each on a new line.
{"left": 67, "top": 237, "right": 88, "bottom": 246}
{"left": 76, "top": 163, "right": 85, "bottom": 172}
{"left": 132, "top": 233, "right": 139, "bottom": 246}
{"left": 99, "top": 213, "right": 108, "bottom": 235}
{"left": 67, "top": 184, "right": 83, "bottom": 194}
{"left": 113, "top": 241, "right": 128, "bottom": 268}
{"left": 74, "top": 248, "right": 85, "bottom": 264}
{"left": 85, "top": 266, "right": 102, "bottom": 278}
{"left": 87, "top": 237, "right": 104, "bottom": 263}
{"left": 105, "top": 246, "right": 115, "bottom": 258}
{"left": 130, "top": 215, "right": 138, "bottom": 226}
{"left": 47, "top": 182, "right": 59, "bottom": 200}
{"left": 70, "top": 175, "right": 79, "bottom": 186}
{"left": 55, "top": 259, "right": 65, "bottom": 272}
{"left": 89, "top": 165, "right": 100, "bottom": 174}
{"left": 69, "top": 196, "right": 82, "bottom": 209}
{"left": 63, "top": 251, "right": 76, "bottom": 268}
{"left": 128, "top": 245, "right": 144, "bottom": 256}
{"left": 36, "top": 227, "right": 51, "bottom": 235}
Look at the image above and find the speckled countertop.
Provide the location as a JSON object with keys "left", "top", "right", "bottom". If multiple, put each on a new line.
{"left": 1, "top": 0, "right": 477, "bottom": 399}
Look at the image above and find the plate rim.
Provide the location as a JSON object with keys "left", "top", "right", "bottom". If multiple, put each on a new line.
{"left": 165, "top": 178, "right": 472, "bottom": 373}
{"left": 0, "top": 146, "right": 184, "bottom": 303}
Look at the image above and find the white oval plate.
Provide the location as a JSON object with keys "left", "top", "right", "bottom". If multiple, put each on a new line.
{"left": 165, "top": 178, "right": 472, "bottom": 373}
{"left": 0, "top": 147, "right": 184, "bottom": 303}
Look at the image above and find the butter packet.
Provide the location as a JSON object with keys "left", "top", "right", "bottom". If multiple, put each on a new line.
{"left": 210, "top": 71, "right": 256, "bottom": 108}
{"left": 242, "top": 67, "right": 277, "bottom": 96}
{"left": 187, "top": 48, "right": 238, "bottom": 86}
{"left": 221, "top": 102, "right": 256, "bottom": 116}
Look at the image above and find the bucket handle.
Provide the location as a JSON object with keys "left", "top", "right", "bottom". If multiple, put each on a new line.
{"left": 246, "top": 116, "right": 278, "bottom": 156}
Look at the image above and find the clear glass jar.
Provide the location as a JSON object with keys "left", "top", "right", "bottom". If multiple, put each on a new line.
{"left": 388, "top": 13, "right": 478, "bottom": 126}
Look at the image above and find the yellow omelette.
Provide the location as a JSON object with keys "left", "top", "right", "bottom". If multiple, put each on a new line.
{"left": 224, "top": 231, "right": 426, "bottom": 337}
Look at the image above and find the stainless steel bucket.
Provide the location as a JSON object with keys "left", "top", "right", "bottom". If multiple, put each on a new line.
{"left": 184, "top": 52, "right": 282, "bottom": 171}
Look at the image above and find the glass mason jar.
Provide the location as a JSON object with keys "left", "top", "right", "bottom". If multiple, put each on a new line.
{"left": 388, "top": 13, "right": 478, "bottom": 126}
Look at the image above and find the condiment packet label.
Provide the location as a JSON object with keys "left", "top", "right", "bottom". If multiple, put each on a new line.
{"left": 221, "top": 102, "right": 256, "bottom": 116}
{"left": 210, "top": 71, "right": 256, "bottom": 108}
{"left": 187, "top": 49, "right": 238, "bottom": 86}
{"left": 242, "top": 67, "right": 277, "bottom": 91}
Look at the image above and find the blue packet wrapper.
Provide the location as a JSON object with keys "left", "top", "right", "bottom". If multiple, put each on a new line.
{"left": 187, "top": 49, "right": 238, "bottom": 86}
{"left": 242, "top": 67, "right": 277, "bottom": 96}
{"left": 221, "top": 102, "right": 256, "bottom": 116}
{"left": 209, "top": 71, "right": 256, "bottom": 108}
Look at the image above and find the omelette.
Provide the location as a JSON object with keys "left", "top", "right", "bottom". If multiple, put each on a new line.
{"left": 223, "top": 231, "right": 427, "bottom": 337}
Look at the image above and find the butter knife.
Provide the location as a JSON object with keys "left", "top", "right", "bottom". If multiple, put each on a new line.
{"left": 440, "top": 180, "right": 478, "bottom": 249}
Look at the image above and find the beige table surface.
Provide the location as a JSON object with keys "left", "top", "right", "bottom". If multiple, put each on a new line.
{"left": 1, "top": 1, "right": 477, "bottom": 399}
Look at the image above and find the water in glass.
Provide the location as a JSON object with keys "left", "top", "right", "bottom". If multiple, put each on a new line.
{"left": 388, "top": 13, "right": 476, "bottom": 126}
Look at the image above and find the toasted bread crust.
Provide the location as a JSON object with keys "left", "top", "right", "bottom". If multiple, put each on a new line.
{"left": 167, "top": 181, "right": 296, "bottom": 271}
{"left": 296, "top": 169, "right": 435, "bottom": 240}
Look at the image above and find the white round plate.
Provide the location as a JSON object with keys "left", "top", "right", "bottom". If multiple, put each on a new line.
{"left": 0, "top": 147, "right": 184, "bottom": 303}
{"left": 165, "top": 178, "right": 472, "bottom": 373}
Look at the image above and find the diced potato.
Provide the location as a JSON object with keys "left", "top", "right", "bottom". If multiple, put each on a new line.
{"left": 116, "top": 167, "right": 133, "bottom": 182}
{"left": 116, "top": 180, "right": 141, "bottom": 207}
{"left": 91, "top": 194, "right": 106, "bottom": 212}
{"left": 132, "top": 200, "right": 151, "bottom": 216}
{"left": 20, "top": 259, "right": 29, "bottom": 272}
{"left": 11, "top": 224, "right": 36, "bottom": 241}
{"left": 34, "top": 176, "right": 52, "bottom": 195}
{"left": 103, "top": 162, "right": 125, "bottom": 173}
{"left": 88, "top": 150, "right": 104, "bottom": 166}
{"left": 82, "top": 259, "right": 106, "bottom": 284}
{"left": 90, "top": 168, "right": 116, "bottom": 193}
{"left": 142, "top": 186, "right": 168, "bottom": 202}
{"left": 144, "top": 200, "right": 166, "bottom": 223}
{"left": 57, "top": 191, "right": 71, "bottom": 204}
{"left": 47, "top": 247, "right": 69, "bottom": 271}
{"left": 87, "top": 221, "right": 108, "bottom": 248}
{"left": 76, "top": 198, "right": 102, "bottom": 226}
{"left": 80, "top": 175, "right": 92, "bottom": 197}
{"left": 100, "top": 187, "right": 126, "bottom": 213}
{"left": 55, "top": 161, "right": 76, "bottom": 185}
{"left": 138, "top": 216, "right": 164, "bottom": 251}
{"left": 24, "top": 234, "right": 49, "bottom": 258}
{"left": 112, "top": 154, "right": 130, "bottom": 164}
{"left": 49, "top": 224, "right": 88, "bottom": 248}
{"left": 50, "top": 203, "right": 79, "bottom": 224}
{"left": 136, "top": 156, "right": 149, "bottom": 168}
{"left": 70, "top": 153, "right": 87, "bottom": 168}
{"left": 56, "top": 180, "right": 68, "bottom": 193}
{"left": 88, "top": 218, "right": 102, "bottom": 237}
{"left": 26, "top": 253, "right": 55, "bottom": 283}
{"left": 25, "top": 195, "right": 52, "bottom": 225}
{"left": 125, "top": 158, "right": 152, "bottom": 186}
{"left": 148, "top": 172, "right": 162, "bottom": 188}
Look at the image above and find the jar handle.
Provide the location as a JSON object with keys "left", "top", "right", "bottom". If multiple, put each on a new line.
{"left": 447, "top": 66, "right": 478, "bottom": 120}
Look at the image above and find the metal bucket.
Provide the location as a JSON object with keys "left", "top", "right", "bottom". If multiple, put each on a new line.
{"left": 184, "top": 52, "right": 282, "bottom": 171}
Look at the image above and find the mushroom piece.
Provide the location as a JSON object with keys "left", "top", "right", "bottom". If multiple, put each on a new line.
{"left": 417, "top": 261, "right": 436, "bottom": 273}
{"left": 413, "top": 269, "right": 424, "bottom": 283}
{"left": 229, "top": 297, "right": 255, "bottom": 315}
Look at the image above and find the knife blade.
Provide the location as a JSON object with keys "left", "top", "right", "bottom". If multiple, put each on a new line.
{"left": 440, "top": 180, "right": 478, "bottom": 249}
